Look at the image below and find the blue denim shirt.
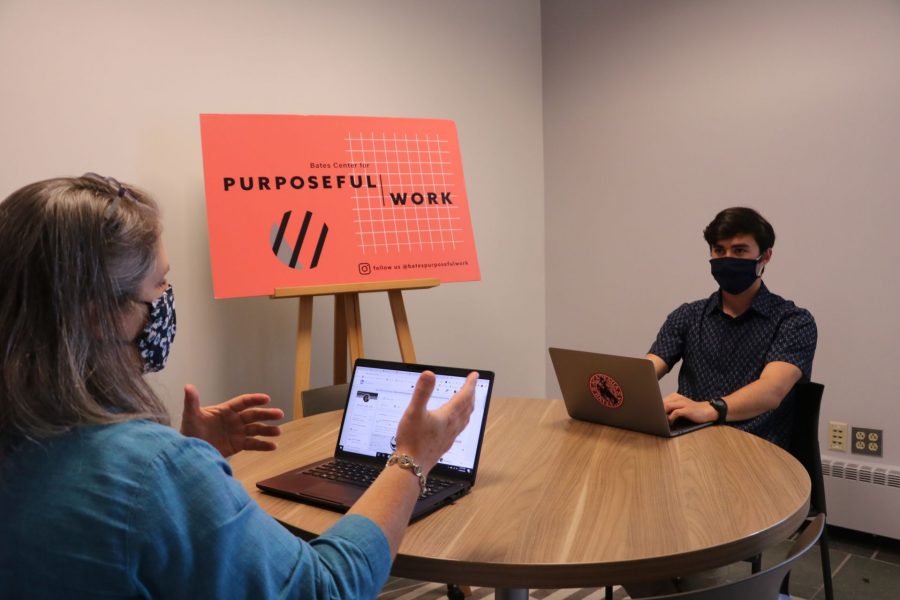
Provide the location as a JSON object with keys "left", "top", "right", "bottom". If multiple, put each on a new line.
{"left": 0, "top": 420, "right": 391, "bottom": 599}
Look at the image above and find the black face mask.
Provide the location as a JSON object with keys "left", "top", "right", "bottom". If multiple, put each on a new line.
{"left": 709, "top": 256, "right": 763, "bottom": 295}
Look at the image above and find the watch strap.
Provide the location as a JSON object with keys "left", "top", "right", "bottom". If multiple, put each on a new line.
{"left": 708, "top": 397, "right": 728, "bottom": 425}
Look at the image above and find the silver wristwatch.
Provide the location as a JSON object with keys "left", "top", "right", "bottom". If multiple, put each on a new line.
{"left": 386, "top": 453, "right": 427, "bottom": 497}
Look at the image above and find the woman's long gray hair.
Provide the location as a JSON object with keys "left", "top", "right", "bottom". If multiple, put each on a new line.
{"left": 0, "top": 176, "right": 170, "bottom": 451}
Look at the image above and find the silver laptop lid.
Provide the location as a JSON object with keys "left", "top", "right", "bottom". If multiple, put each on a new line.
{"left": 549, "top": 347, "right": 696, "bottom": 437}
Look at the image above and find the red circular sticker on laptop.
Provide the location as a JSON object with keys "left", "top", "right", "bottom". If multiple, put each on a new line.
{"left": 588, "top": 373, "right": 624, "bottom": 408}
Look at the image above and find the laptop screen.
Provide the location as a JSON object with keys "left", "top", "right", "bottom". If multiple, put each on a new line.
{"left": 337, "top": 362, "right": 493, "bottom": 475}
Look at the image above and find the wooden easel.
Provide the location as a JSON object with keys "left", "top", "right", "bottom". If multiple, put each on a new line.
{"left": 272, "top": 278, "right": 440, "bottom": 418}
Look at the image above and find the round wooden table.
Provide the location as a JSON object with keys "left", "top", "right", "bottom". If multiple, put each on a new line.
{"left": 229, "top": 397, "right": 810, "bottom": 591}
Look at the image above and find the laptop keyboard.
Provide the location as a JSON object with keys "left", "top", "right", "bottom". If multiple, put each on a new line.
{"left": 304, "top": 460, "right": 456, "bottom": 498}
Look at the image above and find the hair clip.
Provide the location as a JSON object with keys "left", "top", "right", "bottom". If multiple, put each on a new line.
{"left": 82, "top": 172, "right": 138, "bottom": 216}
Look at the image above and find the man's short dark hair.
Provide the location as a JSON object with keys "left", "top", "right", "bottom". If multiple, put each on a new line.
{"left": 703, "top": 207, "right": 775, "bottom": 252}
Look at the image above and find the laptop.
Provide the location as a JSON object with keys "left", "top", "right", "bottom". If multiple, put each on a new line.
{"left": 257, "top": 358, "right": 495, "bottom": 521}
{"left": 548, "top": 347, "right": 711, "bottom": 437}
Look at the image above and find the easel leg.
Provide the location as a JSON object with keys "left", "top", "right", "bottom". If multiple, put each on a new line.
{"left": 333, "top": 295, "right": 348, "bottom": 384}
{"left": 294, "top": 296, "right": 314, "bottom": 419}
{"left": 344, "top": 293, "right": 364, "bottom": 366}
{"left": 388, "top": 289, "right": 417, "bottom": 363}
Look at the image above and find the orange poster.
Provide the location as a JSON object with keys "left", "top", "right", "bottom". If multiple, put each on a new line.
{"left": 199, "top": 114, "right": 481, "bottom": 299}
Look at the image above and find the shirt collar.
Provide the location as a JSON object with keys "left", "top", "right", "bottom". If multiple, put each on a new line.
{"left": 705, "top": 281, "right": 776, "bottom": 319}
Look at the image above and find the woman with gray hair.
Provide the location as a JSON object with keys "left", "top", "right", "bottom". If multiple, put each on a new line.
{"left": 0, "top": 175, "right": 477, "bottom": 599}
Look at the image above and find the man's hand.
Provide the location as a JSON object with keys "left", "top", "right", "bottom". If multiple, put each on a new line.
{"left": 393, "top": 371, "right": 478, "bottom": 474}
{"left": 181, "top": 384, "right": 284, "bottom": 458}
{"left": 663, "top": 392, "right": 717, "bottom": 424}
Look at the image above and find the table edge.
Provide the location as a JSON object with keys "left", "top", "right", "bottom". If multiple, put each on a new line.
{"left": 391, "top": 496, "right": 810, "bottom": 588}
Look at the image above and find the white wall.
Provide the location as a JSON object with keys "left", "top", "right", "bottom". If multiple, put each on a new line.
{"left": 0, "top": 0, "right": 546, "bottom": 420}
{"left": 542, "top": 0, "right": 900, "bottom": 474}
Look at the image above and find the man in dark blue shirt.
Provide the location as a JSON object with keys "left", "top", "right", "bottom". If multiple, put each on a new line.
{"left": 647, "top": 207, "right": 817, "bottom": 448}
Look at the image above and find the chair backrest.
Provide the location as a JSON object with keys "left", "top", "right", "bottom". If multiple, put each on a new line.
{"left": 787, "top": 381, "right": 827, "bottom": 515}
{"left": 300, "top": 383, "right": 350, "bottom": 418}
{"left": 642, "top": 514, "right": 825, "bottom": 600}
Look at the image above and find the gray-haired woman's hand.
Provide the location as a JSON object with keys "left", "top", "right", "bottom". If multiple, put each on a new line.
{"left": 393, "top": 370, "right": 478, "bottom": 473}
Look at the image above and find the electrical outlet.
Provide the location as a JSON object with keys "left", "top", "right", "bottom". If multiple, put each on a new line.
{"left": 851, "top": 427, "right": 883, "bottom": 457}
{"left": 829, "top": 421, "right": 848, "bottom": 452}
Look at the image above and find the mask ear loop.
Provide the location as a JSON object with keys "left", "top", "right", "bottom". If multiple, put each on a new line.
{"left": 755, "top": 251, "right": 769, "bottom": 277}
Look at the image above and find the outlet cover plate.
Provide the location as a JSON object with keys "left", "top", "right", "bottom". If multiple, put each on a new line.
{"left": 851, "top": 427, "right": 883, "bottom": 457}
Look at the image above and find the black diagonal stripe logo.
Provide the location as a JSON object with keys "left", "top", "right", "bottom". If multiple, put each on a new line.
{"left": 270, "top": 210, "right": 328, "bottom": 270}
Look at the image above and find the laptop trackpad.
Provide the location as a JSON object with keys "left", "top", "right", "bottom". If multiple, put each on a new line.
{"left": 304, "top": 480, "right": 366, "bottom": 506}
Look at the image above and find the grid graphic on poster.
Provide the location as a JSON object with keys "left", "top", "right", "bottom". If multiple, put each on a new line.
{"left": 345, "top": 132, "right": 462, "bottom": 254}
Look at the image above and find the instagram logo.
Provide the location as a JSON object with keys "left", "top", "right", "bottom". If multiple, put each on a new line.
{"left": 358, "top": 262, "right": 372, "bottom": 275}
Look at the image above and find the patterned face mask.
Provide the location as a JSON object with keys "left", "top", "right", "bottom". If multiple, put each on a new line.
{"left": 136, "top": 285, "right": 176, "bottom": 373}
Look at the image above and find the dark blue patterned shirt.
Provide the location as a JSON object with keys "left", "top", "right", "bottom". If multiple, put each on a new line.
{"left": 648, "top": 282, "right": 817, "bottom": 448}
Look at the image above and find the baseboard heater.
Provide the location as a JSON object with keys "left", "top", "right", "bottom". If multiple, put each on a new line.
{"left": 822, "top": 458, "right": 900, "bottom": 541}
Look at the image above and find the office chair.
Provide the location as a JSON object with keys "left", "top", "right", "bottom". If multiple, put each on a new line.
{"left": 300, "top": 383, "right": 350, "bottom": 417}
{"left": 745, "top": 382, "right": 833, "bottom": 599}
{"left": 614, "top": 383, "right": 834, "bottom": 600}
{"left": 781, "top": 381, "right": 834, "bottom": 600}
{"left": 641, "top": 514, "right": 825, "bottom": 600}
